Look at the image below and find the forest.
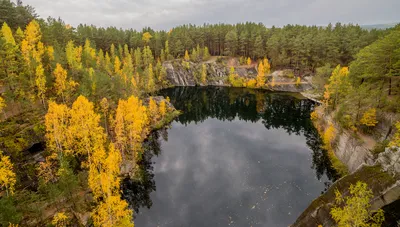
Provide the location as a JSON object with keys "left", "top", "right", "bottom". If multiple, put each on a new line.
{"left": 0, "top": 0, "right": 399, "bottom": 226}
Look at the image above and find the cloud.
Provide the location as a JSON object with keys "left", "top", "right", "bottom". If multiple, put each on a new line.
{"left": 23, "top": 0, "right": 400, "bottom": 30}
{"left": 133, "top": 118, "right": 328, "bottom": 226}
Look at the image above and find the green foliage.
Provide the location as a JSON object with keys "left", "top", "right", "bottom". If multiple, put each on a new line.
{"left": 371, "top": 140, "right": 389, "bottom": 157}
{"left": 0, "top": 196, "right": 22, "bottom": 226}
{"left": 313, "top": 63, "right": 333, "bottom": 93}
{"left": 331, "top": 181, "right": 384, "bottom": 227}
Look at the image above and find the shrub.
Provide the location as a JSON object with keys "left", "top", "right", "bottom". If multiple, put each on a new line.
{"left": 360, "top": 108, "right": 378, "bottom": 127}
{"left": 310, "top": 110, "right": 318, "bottom": 121}
{"left": 371, "top": 140, "right": 389, "bottom": 157}
{"left": 245, "top": 79, "right": 257, "bottom": 88}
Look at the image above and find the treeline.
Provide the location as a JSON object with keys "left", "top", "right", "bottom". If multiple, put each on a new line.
{"left": 55, "top": 22, "right": 387, "bottom": 73}
{"left": 1, "top": 0, "right": 391, "bottom": 76}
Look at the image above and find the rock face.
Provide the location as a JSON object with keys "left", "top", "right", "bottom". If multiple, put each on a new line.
{"left": 293, "top": 106, "right": 400, "bottom": 227}
{"left": 292, "top": 165, "right": 400, "bottom": 227}
{"left": 314, "top": 106, "right": 375, "bottom": 173}
{"left": 377, "top": 147, "right": 400, "bottom": 175}
{"left": 163, "top": 60, "right": 313, "bottom": 92}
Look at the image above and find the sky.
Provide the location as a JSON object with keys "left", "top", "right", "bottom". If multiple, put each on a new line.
{"left": 23, "top": 0, "right": 400, "bottom": 30}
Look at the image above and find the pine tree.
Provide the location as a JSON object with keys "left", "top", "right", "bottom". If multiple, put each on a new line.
{"left": 165, "top": 40, "right": 172, "bottom": 60}
{"left": 224, "top": 29, "right": 238, "bottom": 56}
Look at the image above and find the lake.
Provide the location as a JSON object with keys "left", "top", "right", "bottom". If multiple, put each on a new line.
{"left": 123, "top": 87, "right": 338, "bottom": 227}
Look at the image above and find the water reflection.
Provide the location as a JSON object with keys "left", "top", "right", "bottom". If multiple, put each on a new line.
{"left": 122, "top": 87, "right": 338, "bottom": 226}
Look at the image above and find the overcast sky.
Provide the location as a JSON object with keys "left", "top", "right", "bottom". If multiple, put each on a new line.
{"left": 23, "top": 0, "right": 400, "bottom": 30}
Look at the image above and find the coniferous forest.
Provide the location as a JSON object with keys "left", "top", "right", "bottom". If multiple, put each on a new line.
{"left": 0, "top": 0, "right": 400, "bottom": 226}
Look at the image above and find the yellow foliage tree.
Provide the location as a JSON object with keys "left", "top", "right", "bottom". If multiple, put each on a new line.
{"left": 325, "top": 65, "right": 351, "bottom": 108}
{"left": 1, "top": 22, "right": 16, "bottom": 45}
{"left": 322, "top": 123, "right": 335, "bottom": 151}
{"left": 159, "top": 100, "right": 167, "bottom": 117}
{"left": 100, "top": 98, "right": 109, "bottom": 133}
{"left": 247, "top": 57, "right": 251, "bottom": 66}
{"left": 184, "top": 50, "right": 190, "bottom": 61}
{"left": 47, "top": 46, "right": 54, "bottom": 61}
{"left": 92, "top": 194, "right": 134, "bottom": 227}
{"left": 149, "top": 97, "right": 159, "bottom": 123}
{"left": 53, "top": 63, "right": 78, "bottom": 103}
{"left": 21, "top": 20, "right": 42, "bottom": 67}
{"left": 390, "top": 121, "right": 400, "bottom": 147}
{"left": 35, "top": 64, "right": 46, "bottom": 106}
{"left": 0, "top": 151, "right": 16, "bottom": 196}
{"left": 296, "top": 77, "right": 301, "bottom": 86}
{"left": 0, "top": 97, "right": 6, "bottom": 114}
{"left": 68, "top": 96, "right": 106, "bottom": 166}
{"left": 114, "top": 96, "right": 149, "bottom": 160}
{"left": 90, "top": 143, "right": 135, "bottom": 227}
{"left": 45, "top": 101, "right": 70, "bottom": 155}
{"left": 256, "top": 61, "right": 265, "bottom": 87}
{"left": 331, "top": 181, "right": 384, "bottom": 227}
{"left": 245, "top": 79, "right": 257, "bottom": 88}
{"left": 142, "top": 32, "right": 152, "bottom": 44}
{"left": 53, "top": 63, "right": 68, "bottom": 102}
{"left": 114, "top": 56, "right": 122, "bottom": 75}
{"left": 360, "top": 108, "right": 378, "bottom": 127}
{"left": 263, "top": 58, "right": 270, "bottom": 74}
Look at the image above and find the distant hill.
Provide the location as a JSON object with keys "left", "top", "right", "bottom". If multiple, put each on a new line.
{"left": 360, "top": 23, "right": 398, "bottom": 30}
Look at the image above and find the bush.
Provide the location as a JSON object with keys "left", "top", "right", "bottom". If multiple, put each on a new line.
{"left": 371, "top": 140, "right": 389, "bottom": 157}
{"left": 245, "top": 79, "right": 257, "bottom": 88}
{"left": 310, "top": 110, "right": 318, "bottom": 121}
{"left": 283, "top": 70, "right": 294, "bottom": 78}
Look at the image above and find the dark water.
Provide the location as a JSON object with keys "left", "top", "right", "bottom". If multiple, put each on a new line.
{"left": 123, "top": 87, "right": 338, "bottom": 227}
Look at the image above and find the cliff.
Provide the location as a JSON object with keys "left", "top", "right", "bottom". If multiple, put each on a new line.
{"left": 292, "top": 105, "right": 400, "bottom": 227}
{"left": 163, "top": 59, "right": 313, "bottom": 92}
